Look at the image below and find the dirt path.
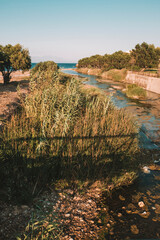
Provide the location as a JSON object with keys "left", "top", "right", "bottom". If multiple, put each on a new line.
{"left": 0, "top": 71, "right": 30, "bottom": 124}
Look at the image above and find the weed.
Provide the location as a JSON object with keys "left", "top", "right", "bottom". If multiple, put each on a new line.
{"left": 126, "top": 84, "right": 146, "bottom": 99}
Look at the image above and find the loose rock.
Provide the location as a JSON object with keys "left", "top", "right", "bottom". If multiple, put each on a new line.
{"left": 138, "top": 201, "right": 145, "bottom": 208}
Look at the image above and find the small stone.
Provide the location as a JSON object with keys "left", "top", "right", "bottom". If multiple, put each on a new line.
{"left": 155, "top": 204, "right": 160, "bottom": 214}
{"left": 130, "top": 225, "right": 139, "bottom": 234}
{"left": 142, "top": 166, "right": 150, "bottom": 174}
{"left": 126, "top": 210, "right": 132, "bottom": 214}
{"left": 73, "top": 196, "right": 81, "bottom": 201}
{"left": 141, "top": 211, "right": 146, "bottom": 215}
{"left": 98, "top": 219, "right": 102, "bottom": 224}
{"left": 64, "top": 236, "right": 69, "bottom": 239}
{"left": 89, "top": 220, "right": 94, "bottom": 224}
{"left": 107, "top": 223, "right": 111, "bottom": 228}
{"left": 138, "top": 201, "right": 145, "bottom": 208}
{"left": 118, "top": 213, "right": 122, "bottom": 217}
{"left": 119, "top": 195, "right": 125, "bottom": 201}
{"left": 79, "top": 218, "right": 84, "bottom": 222}
{"left": 65, "top": 214, "right": 70, "bottom": 218}
{"left": 21, "top": 205, "right": 29, "bottom": 210}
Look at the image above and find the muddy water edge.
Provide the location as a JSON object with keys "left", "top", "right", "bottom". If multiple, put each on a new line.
{"left": 62, "top": 69, "right": 160, "bottom": 239}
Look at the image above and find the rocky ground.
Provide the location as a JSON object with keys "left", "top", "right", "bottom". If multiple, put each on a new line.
{"left": 0, "top": 184, "right": 103, "bottom": 239}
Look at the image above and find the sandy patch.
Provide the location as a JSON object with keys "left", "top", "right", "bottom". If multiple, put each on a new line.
{"left": 0, "top": 71, "right": 30, "bottom": 122}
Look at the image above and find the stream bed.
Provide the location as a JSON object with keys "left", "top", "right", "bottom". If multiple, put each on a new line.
{"left": 62, "top": 69, "right": 160, "bottom": 239}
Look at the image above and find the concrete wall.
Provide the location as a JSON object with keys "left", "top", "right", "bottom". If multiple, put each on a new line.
{"left": 126, "top": 71, "right": 160, "bottom": 95}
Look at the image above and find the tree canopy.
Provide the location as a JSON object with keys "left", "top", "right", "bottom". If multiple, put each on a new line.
{"left": 131, "top": 42, "right": 159, "bottom": 69}
{"left": 0, "top": 44, "right": 31, "bottom": 84}
{"left": 77, "top": 42, "right": 160, "bottom": 71}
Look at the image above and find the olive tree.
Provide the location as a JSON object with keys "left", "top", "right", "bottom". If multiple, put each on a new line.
{"left": 0, "top": 44, "right": 31, "bottom": 84}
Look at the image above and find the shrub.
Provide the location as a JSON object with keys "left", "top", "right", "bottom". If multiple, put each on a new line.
{"left": 106, "top": 69, "right": 127, "bottom": 81}
{"left": 126, "top": 84, "right": 146, "bottom": 99}
{"left": 0, "top": 70, "right": 140, "bottom": 203}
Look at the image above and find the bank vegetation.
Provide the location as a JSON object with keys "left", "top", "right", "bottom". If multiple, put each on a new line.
{"left": 0, "top": 61, "right": 144, "bottom": 239}
{"left": 77, "top": 42, "right": 160, "bottom": 73}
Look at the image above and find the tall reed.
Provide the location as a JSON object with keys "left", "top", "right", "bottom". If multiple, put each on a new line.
{"left": 0, "top": 68, "right": 140, "bottom": 202}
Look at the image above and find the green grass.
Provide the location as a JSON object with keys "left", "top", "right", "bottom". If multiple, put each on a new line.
{"left": 17, "top": 198, "right": 62, "bottom": 240}
{"left": 106, "top": 69, "right": 127, "bottom": 82}
{"left": 126, "top": 84, "right": 146, "bottom": 99}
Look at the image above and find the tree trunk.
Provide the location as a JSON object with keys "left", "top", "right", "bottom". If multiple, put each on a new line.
{"left": 3, "top": 72, "right": 11, "bottom": 85}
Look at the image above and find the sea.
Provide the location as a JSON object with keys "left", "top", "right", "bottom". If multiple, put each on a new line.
{"left": 31, "top": 63, "right": 77, "bottom": 69}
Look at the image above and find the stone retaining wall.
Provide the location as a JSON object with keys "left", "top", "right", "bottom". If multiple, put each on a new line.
{"left": 126, "top": 71, "right": 160, "bottom": 95}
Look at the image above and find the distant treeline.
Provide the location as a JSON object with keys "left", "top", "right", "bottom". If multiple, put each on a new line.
{"left": 78, "top": 42, "right": 160, "bottom": 71}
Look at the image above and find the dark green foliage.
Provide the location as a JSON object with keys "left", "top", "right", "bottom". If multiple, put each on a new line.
{"left": 78, "top": 42, "right": 160, "bottom": 71}
{"left": 0, "top": 44, "right": 31, "bottom": 84}
{"left": 103, "top": 51, "right": 131, "bottom": 71}
{"left": 78, "top": 51, "right": 131, "bottom": 71}
{"left": 78, "top": 55, "right": 107, "bottom": 69}
{"left": 131, "top": 42, "right": 159, "bottom": 69}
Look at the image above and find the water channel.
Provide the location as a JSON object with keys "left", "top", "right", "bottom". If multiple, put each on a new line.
{"left": 62, "top": 69, "right": 160, "bottom": 239}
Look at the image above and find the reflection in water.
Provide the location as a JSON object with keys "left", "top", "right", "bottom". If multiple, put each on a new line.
{"left": 62, "top": 69, "right": 160, "bottom": 239}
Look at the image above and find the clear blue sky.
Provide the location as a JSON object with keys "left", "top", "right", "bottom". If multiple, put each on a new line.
{"left": 0, "top": 0, "right": 160, "bottom": 62}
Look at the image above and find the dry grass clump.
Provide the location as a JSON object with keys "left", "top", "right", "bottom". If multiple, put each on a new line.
{"left": 0, "top": 68, "right": 140, "bottom": 203}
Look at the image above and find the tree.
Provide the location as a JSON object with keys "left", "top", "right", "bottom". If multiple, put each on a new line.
{"left": 131, "top": 42, "right": 159, "bottom": 69}
{"left": 106, "top": 51, "right": 131, "bottom": 70}
{"left": 31, "top": 61, "right": 58, "bottom": 76}
{"left": 0, "top": 44, "right": 31, "bottom": 84}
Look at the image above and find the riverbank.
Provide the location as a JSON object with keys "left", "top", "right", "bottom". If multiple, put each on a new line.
{"left": 76, "top": 68, "right": 160, "bottom": 95}
{"left": 1, "top": 66, "right": 160, "bottom": 239}
{"left": 0, "top": 66, "right": 147, "bottom": 239}
{"left": 60, "top": 67, "right": 160, "bottom": 239}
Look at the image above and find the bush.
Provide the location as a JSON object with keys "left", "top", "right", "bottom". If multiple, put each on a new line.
{"left": 126, "top": 84, "right": 146, "bottom": 99}
{"left": 0, "top": 69, "right": 140, "bottom": 203}
{"left": 31, "top": 61, "right": 58, "bottom": 75}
